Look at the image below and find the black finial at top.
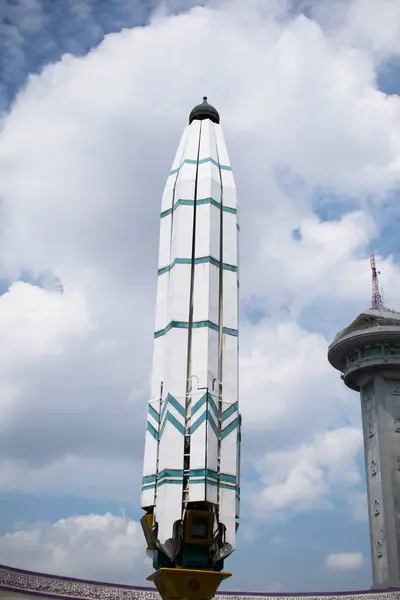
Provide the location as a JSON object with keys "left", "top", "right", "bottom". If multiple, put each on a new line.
{"left": 189, "top": 96, "right": 220, "bottom": 125}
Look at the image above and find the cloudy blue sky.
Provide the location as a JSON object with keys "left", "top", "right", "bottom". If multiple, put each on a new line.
{"left": 1, "top": 0, "right": 400, "bottom": 593}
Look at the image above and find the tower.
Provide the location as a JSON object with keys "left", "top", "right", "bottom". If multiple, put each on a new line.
{"left": 328, "top": 256, "right": 400, "bottom": 589}
{"left": 140, "top": 98, "right": 241, "bottom": 600}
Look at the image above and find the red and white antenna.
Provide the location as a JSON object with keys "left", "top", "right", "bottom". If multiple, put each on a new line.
{"left": 370, "top": 252, "right": 384, "bottom": 310}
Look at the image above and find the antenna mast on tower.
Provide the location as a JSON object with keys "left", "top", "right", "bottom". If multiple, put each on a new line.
{"left": 370, "top": 251, "right": 384, "bottom": 310}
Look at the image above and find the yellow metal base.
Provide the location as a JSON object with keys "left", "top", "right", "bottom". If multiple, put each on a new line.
{"left": 147, "top": 568, "right": 231, "bottom": 600}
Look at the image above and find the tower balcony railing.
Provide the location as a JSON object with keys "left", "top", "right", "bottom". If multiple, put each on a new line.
{"left": 333, "top": 317, "right": 400, "bottom": 344}
{"left": 345, "top": 343, "right": 400, "bottom": 370}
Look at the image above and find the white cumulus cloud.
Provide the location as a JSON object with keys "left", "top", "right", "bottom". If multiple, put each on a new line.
{"left": 325, "top": 552, "right": 364, "bottom": 571}
{"left": 255, "top": 427, "right": 363, "bottom": 515}
{"left": 0, "top": 513, "right": 149, "bottom": 584}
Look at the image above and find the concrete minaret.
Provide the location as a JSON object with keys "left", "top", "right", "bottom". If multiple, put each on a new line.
{"left": 328, "top": 308, "right": 400, "bottom": 589}
{"left": 141, "top": 98, "right": 240, "bottom": 582}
